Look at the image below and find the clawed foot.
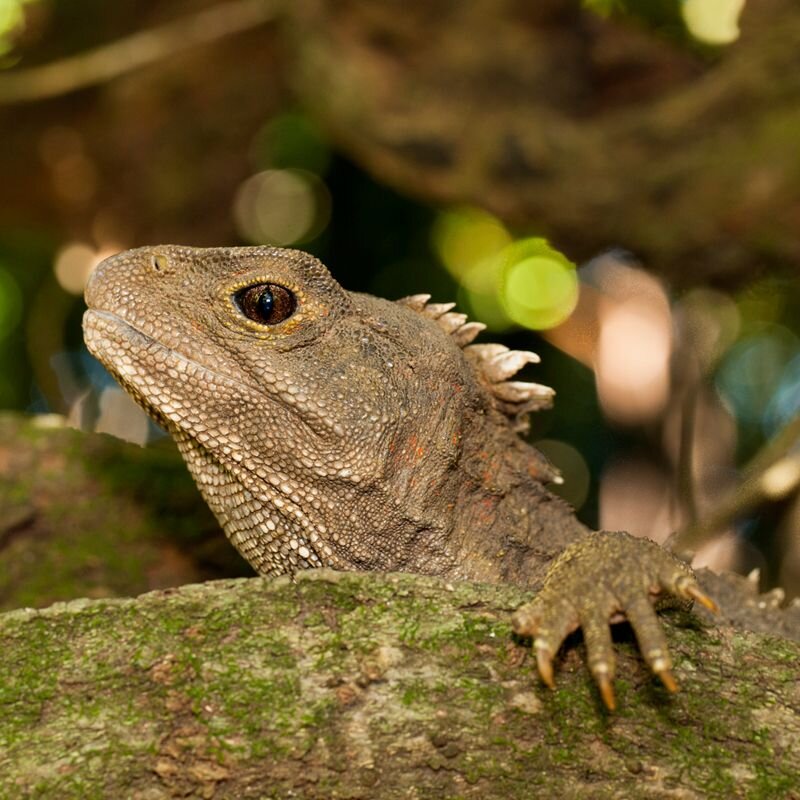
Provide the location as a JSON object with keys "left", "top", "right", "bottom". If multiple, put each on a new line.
{"left": 511, "top": 531, "right": 718, "bottom": 710}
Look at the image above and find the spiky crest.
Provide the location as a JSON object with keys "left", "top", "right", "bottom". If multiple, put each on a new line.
{"left": 396, "top": 293, "right": 556, "bottom": 439}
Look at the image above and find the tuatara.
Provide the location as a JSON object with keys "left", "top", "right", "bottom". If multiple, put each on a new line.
{"left": 82, "top": 245, "right": 792, "bottom": 711}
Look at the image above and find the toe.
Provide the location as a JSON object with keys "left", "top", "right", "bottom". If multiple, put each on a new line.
{"left": 513, "top": 597, "right": 578, "bottom": 653}
{"left": 622, "top": 593, "right": 677, "bottom": 691}
{"left": 580, "top": 611, "right": 617, "bottom": 710}
{"left": 513, "top": 596, "right": 579, "bottom": 689}
{"left": 659, "top": 565, "right": 720, "bottom": 614}
{"left": 535, "top": 642, "right": 556, "bottom": 689}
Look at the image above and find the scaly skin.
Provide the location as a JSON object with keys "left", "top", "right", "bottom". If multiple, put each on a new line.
{"left": 83, "top": 244, "right": 718, "bottom": 710}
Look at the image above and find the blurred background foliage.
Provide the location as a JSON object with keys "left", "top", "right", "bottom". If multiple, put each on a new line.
{"left": 1, "top": 0, "right": 799, "bottom": 602}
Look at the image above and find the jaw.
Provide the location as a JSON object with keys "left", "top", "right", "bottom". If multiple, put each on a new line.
{"left": 84, "top": 308, "right": 295, "bottom": 450}
{"left": 83, "top": 308, "right": 257, "bottom": 412}
{"left": 83, "top": 308, "right": 374, "bottom": 576}
{"left": 83, "top": 309, "right": 177, "bottom": 434}
{"left": 82, "top": 306, "right": 470, "bottom": 581}
{"left": 171, "top": 430, "right": 346, "bottom": 576}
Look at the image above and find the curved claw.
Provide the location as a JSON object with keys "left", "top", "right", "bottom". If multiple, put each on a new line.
{"left": 684, "top": 584, "right": 720, "bottom": 614}
{"left": 666, "top": 573, "right": 720, "bottom": 614}
{"left": 512, "top": 531, "right": 719, "bottom": 711}
{"left": 535, "top": 641, "right": 555, "bottom": 689}
{"left": 595, "top": 672, "right": 616, "bottom": 711}
{"left": 657, "top": 668, "right": 679, "bottom": 694}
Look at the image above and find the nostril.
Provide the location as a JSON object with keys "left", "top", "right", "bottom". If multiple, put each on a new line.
{"left": 150, "top": 254, "right": 168, "bottom": 273}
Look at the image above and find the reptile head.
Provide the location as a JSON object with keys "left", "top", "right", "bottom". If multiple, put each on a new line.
{"left": 83, "top": 245, "right": 554, "bottom": 577}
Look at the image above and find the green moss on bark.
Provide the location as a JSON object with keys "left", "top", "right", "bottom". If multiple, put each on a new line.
{"left": 1, "top": 571, "right": 798, "bottom": 798}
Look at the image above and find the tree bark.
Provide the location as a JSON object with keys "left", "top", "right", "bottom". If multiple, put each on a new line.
{"left": 0, "top": 412, "right": 249, "bottom": 613}
{"left": 1, "top": 569, "right": 799, "bottom": 798}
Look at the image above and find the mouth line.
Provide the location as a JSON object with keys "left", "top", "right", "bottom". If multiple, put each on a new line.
{"left": 84, "top": 303, "right": 354, "bottom": 464}
{"left": 84, "top": 308, "right": 264, "bottom": 398}
{"left": 86, "top": 308, "right": 154, "bottom": 341}
{"left": 84, "top": 312, "right": 332, "bottom": 545}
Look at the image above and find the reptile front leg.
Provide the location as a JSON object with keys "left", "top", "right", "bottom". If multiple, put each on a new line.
{"left": 511, "top": 531, "right": 719, "bottom": 710}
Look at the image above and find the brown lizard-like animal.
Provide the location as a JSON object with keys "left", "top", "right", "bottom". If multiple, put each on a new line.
{"left": 83, "top": 245, "right": 734, "bottom": 711}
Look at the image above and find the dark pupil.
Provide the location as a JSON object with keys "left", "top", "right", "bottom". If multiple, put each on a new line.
{"left": 257, "top": 289, "right": 274, "bottom": 318}
{"left": 235, "top": 283, "right": 296, "bottom": 325}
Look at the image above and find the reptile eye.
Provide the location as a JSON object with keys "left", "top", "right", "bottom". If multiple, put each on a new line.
{"left": 234, "top": 283, "right": 296, "bottom": 325}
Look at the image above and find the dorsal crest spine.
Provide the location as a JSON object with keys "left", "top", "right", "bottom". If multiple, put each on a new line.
{"left": 396, "top": 294, "right": 556, "bottom": 436}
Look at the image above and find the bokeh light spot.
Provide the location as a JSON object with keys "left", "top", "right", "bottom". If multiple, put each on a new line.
{"left": 715, "top": 326, "right": 799, "bottom": 428}
{"left": 499, "top": 239, "right": 578, "bottom": 330}
{"left": 432, "top": 207, "right": 511, "bottom": 294}
{"left": 457, "top": 285, "right": 513, "bottom": 332}
{"left": 233, "top": 169, "right": 331, "bottom": 246}
{"left": 0, "top": 0, "right": 33, "bottom": 55}
{"left": 682, "top": 0, "right": 745, "bottom": 44}
{"left": 596, "top": 302, "right": 671, "bottom": 424}
{"left": 762, "top": 456, "right": 800, "bottom": 499}
{"left": 589, "top": 259, "right": 672, "bottom": 425}
{"left": 765, "top": 353, "right": 800, "bottom": 435}
{"left": 54, "top": 242, "right": 98, "bottom": 295}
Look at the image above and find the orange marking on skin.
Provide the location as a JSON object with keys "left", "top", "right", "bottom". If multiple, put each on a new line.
{"left": 405, "top": 434, "right": 427, "bottom": 462}
{"left": 475, "top": 495, "right": 499, "bottom": 524}
{"left": 527, "top": 463, "right": 543, "bottom": 479}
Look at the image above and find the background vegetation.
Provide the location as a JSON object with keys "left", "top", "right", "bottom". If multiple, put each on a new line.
{"left": 0, "top": 0, "right": 798, "bottom": 603}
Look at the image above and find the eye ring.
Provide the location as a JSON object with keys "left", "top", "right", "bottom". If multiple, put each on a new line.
{"left": 234, "top": 283, "right": 297, "bottom": 325}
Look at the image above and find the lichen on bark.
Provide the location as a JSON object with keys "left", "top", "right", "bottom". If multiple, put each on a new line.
{"left": 1, "top": 570, "right": 798, "bottom": 798}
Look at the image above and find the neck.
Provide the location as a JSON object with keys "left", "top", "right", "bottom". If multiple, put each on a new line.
{"left": 444, "top": 424, "right": 590, "bottom": 590}
{"left": 174, "top": 405, "right": 587, "bottom": 590}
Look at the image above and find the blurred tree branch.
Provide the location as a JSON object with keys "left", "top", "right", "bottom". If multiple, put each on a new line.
{"left": 674, "top": 409, "right": 800, "bottom": 553}
{"left": 0, "top": 0, "right": 280, "bottom": 103}
{"left": 284, "top": 0, "right": 800, "bottom": 287}
{"left": 1, "top": 0, "right": 798, "bottom": 289}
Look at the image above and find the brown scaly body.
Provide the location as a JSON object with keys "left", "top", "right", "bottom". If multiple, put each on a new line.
{"left": 83, "top": 245, "right": 738, "bottom": 710}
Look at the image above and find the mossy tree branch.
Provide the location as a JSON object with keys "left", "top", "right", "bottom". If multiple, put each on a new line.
{"left": 1, "top": 570, "right": 799, "bottom": 797}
